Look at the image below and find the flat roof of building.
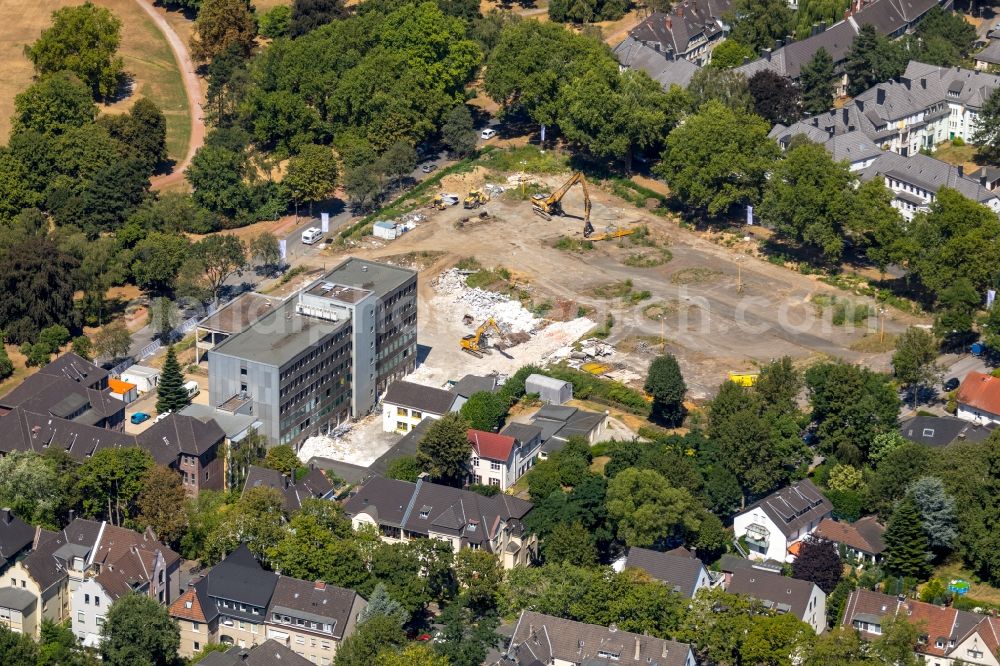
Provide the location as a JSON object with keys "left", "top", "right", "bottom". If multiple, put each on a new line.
{"left": 179, "top": 403, "right": 259, "bottom": 440}
{"left": 211, "top": 299, "right": 348, "bottom": 367}
{"left": 320, "top": 257, "right": 415, "bottom": 299}
{"left": 198, "top": 293, "right": 283, "bottom": 335}
{"left": 304, "top": 280, "right": 371, "bottom": 304}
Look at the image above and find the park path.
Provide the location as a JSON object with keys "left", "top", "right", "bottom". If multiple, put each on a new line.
{"left": 135, "top": 0, "right": 205, "bottom": 190}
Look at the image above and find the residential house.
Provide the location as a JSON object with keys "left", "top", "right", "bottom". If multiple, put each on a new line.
{"left": 137, "top": 413, "right": 226, "bottom": 497}
{"left": 208, "top": 258, "right": 417, "bottom": 447}
{"left": 0, "top": 369, "right": 124, "bottom": 431}
{"left": 976, "top": 33, "right": 1000, "bottom": 71}
{"left": 179, "top": 402, "right": 264, "bottom": 490}
{"left": 1, "top": 530, "right": 68, "bottom": 637}
{"left": 467, "top": 428, "right": 540, "bottom": 491}
{"left": 842, "top": 588, "right": 1000, "bottom": 665}
{"left": 969, "top": 165, "right": 1000, "bottom": 191}
{"left": 621, "top": 0, "right": 732, "bottom": 67}
{"left": 199, "top": 639, "right": 313, "bottom": 666}
{"left": 733, "top": 479, "right": 833, "bottom": 563}
{"left": 498, "top": 610, "right": 696, "bottom": 666}
{"left": 726, "top": 568, "right": 827, "bottom": 634}
{"left": 38, "top": 352, "right": 109, "bottom": 390}
{"left": 343, "top": 476, "right": 537, "bottom": 568}
{"left": 900, "top": 415, "right": 996, "bottom": 447}
{"left": 381, "top": 380, "right": 455, "bottom": 434}
{"left": 956, "top": 371, "right": 1000, "bottom": 425}
{"left": 529, "top": 405, "right": 608, "bottom": 458}
{"left": 623, "top": 546, "right": 715, "bottom": 598}
{"left": 0, "top": 510, "right": 34, "bottom": 576}
{"left": 525, "top": 374, "right": 573, "bottom": 405}
{"left": 242, "top": 465, "right": 334, "bottom": 511}
{"left": 718, "top": 554, "right": 784, "bottom": 587}
{"left": 813, "top": 517, "right": 886, "bottom": 563}
{"left": 613, "top": 36, "right": 702, "bottom": 90}
{"left": 450, "top": 374, "right": 500, "bottom": 412}
{"left": 169, "top": 544, "right": 365, "bottom": 663}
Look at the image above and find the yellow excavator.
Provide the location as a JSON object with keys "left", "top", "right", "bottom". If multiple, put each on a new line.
{"left": 531, "top": 171, "right": 594, "bottom": 238}
{"left": 460, "top": 317, "right": 503, "bottom": 357}
{"left": 463, "top": 189, "right": 490, "bottom": 209}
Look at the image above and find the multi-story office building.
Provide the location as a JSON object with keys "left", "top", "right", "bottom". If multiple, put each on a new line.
{"left": 208, "top": 258, "right": 417, "bottom": 448}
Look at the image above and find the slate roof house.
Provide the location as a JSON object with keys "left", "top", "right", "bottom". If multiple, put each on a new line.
{"left": 200, "top": 639, "right": 313, "bottom": 666}
{"left": 813, "top": 517, "right": 887, "bottom": 562}
{"left": 529, "top": 405, "right": 608, "bottom": 458}
{"left": 842, "top": 588, "right": 1000, "bottom": 665}
{"left": 343, "top": 475, "right": 537, "bottom": 569}
{"left": 733, "top": 479, "right": 833, "bottom": 563}
{"left": 621, "top": 0, "right": 732, "bottom": 66}
{"left": 450, "top": 374, "right": 500, "bottom": 412}
{"left": 0, "top": 509, "right": 35, "bottom": 575}
{"left": 623, "top": 546, "right": 715, "bottom": 598}
{"left": 169, "top": 544, "right": 366, "bottom": 662}
{"left": 613, "top": 37, "right": 702, "bottom": 89}
{"left": 381, "top": 380, "right": 456, "bottom": 434}
{"left": 900, "top": 415, "right": 996, "bottom": 446}
{"left": 726, "top": 568, "right": 827, "bottom": 634}
{"left": 242, "top": 465, "right": 334, "bottom": 511}
{"left": 499, "top": 610, "right": 696, "bottom": 666}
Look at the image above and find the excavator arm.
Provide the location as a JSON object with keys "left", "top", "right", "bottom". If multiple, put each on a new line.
{"left": 534, "top": 171, "right": 594, "bottom": 237}
{"left": 580, "top": 175, "right": 593, "bottom": 238}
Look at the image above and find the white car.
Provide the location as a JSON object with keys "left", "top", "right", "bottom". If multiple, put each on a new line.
{"left": 480, "top": 128, "right": 497, "bottom": 140}
{"left": 301, "top": 227, "right": 325, "bottom": 245}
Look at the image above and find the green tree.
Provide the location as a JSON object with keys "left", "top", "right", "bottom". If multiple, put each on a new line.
{"left": 131, "top": 232, "right": 191, "bottom": 296}
{"left": 357, "top": 583, "right": 408, "bottom": 627}
{"left": 100, "top": 98, "right": 168, "bottom": 172}
{"left": 75, "top": 448, "right": 153, "bottom": 526}
{"left": 892, "top": 327, "right": 940, "bottom": 408}
{"left": 259, "top": 5, "right": 292, "bottom": 38}
{"left": 0, "top": 238, "right": 79, "bottom": 344}
{"left": 741, "top": 613, "right": 815, "bottom": 666}
{"left": 387, "top": 455, "right": 422, "bottom": 482}
{"left": 37, "top": 325, "right": 70, "bottom": 354}
{"left": 933, "top": 277, "right": 979, "bottom": 347}
{"left": 748, "top": 70, "right": 801, "bottom": 125}
{"left": 606, "top": 467, "right": 702, "bottom": 548}
{"left": 442, "top": 105, "right": 477, "bottom": 157}
{"left": 92, "top": 321, "right": 132, "bottom": 361}
{"left": 0, "top": 452, "right": 64, "bottom": 527}
{"left": 657, "top": 101, "right": 779, "bottom": 218}
{"left": 726, "top": 0, "right": 794, "bottom": 52}
{"left": 455, "top": 548, "right": 504, "bottom": 615}
{"left": 100, "top": 593, "right": 180, "bottom": 666}
{"left": 334, "top": 614, "right": 406, "bottom": 666}
{"left": 845, "top": 24, "right": 906, "bottom": 96}
{"left": 870, "top": 614, "right": 920, "bottom": 666}
{"left": 827, "top": 464, "right": 864, "bottom": 492}
{"left": 760, "top": 141, "right": 855, "bottom": 263}
{"left": 906, "top": 476, "right": 957, "bottom": 552}
{"left": 284, "top": 144, "right": 340, "bottom": 215}
{"left": 267, "top": 511, "right": 349, "bottom": 581}
{"left": 687, "top": 67, "right": 753, "bottom": 112}
{"left": 71, "top": 335, "right": 94, "bottom": 360}
{"left": 156, "top": 346, "right": 190, "bottom": 414}
{"left": 11, "top": 71, "right": 96, "bottom": 135}
{"left": 191, "top": 0, "right": 257, "bottom": 62}
{"left": 542, "top": 520, "right": 597, "bottom": 565}
{"left": 376, "top": 140, "right": 418, "bottom": 192}
{"left": 262, "top": 444, "right": 300, "bottom": 476}
{"left": 799, "top": 48, "right": 834, "bottom": 115}
{"left": 884, "top": 496, "right": 932, "bottom": 579}
{"left": 249, "top": 232, "right": 281, "bottom": 269}
{"left": 417, "top": 412, "right": 471, "bottom": 486}
{"left": 343, "top": 162, "right": 382, "bottom": 212}
{"left": 0, "top": 623, "right": 39, "bottom": 665}
{"left": 205, "top": 487, "right": 286, "bottom": 564}
{"left": 973, "top": 86, "right": 1000, "bottom": 162}
{"left": 38, "top": 618, "right": 100, "bottom": 666}
{"left": 460, "top": 391, "right": 508, "bottom": 431}
{"left": 291, "top": 0, "right": 349, "bottom": 37}
{"left": 190, "top": 234, "right": 247, "bottom": 304}
{"left": 868, "top": 442, "right": 933, "bottom": 520}
{"left": 137, "top": 465, "right": 188, "bottom": 546}
{"left": 711, "top": 39, "right": 756, "bottom": 68}
{"left": 645, "top": 353, "right": 687, "bottom": 426}
{"left": 26, "top": 2, "right": 125, "bottom": 99}
{"left": 378, "top": 644, "right": 450, "bottom": 666}
{"left": 179, "top": 490, "right": 228, "bottom": 560}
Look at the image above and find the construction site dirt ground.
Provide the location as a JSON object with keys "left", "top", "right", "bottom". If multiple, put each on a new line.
{"left": 322, "top": 173, "right": 927, "bottom": 401}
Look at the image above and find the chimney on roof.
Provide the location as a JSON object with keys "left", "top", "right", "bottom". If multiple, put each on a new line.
{"left": 842, "top": 108, "right": 849, "bottom": 124}
{"left": 743, "top": 56, "right": 750, "bottom": 64}
{"left": 763, "top": 48, "right": 772, "bottom": 61}
{"left": 675, "top": 3, "right": 684, "bottom": 16}
{"left": 635, "top": 636, "right": 641, "bottom": 661}
{"left": 921, "top": 78, "right": 927, "bottom": 89}
{"left": 811, "top": 23, "right": 820, "bottom": 36}
{"left": 663, "top": 643, "right": 670, "bottom": 658}
{"left": 1, "top": 509, "right": 11, "bottom": 525}
{"left": 775, "top": 39, "right": 783, "bottom": 49}
{"left": 69, "top": 509, "right": 75, "bottom": 523}
{"left": 981, "top": 173, "right": 989, "bottom": 187}
{"left": 876, "top": 87, "right": 886, "bottom": 105}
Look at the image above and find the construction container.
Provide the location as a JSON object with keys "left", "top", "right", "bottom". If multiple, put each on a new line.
{"left": 526, "top": 374, "right": 573, "bottom": 405}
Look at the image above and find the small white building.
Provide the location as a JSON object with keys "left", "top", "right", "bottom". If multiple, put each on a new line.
{"left": 467, "top": 426, "right": 541, "bottom": 491}
{"left": 732, "top": 479, "right": 832, "bottom": 563}
{"left": 955, "top": 371, "right": 1000, "bottom": 426}
{"left": 372, "top": 221, "right": 399, "bottom": 240}
{"left": 119, "top": 365, "right": 160, "bottom": 395}
{"left": 71, "top": 576, "right": 121, "bottom": 647}
{"left": 381, "top": 380, "right": 456, "bottom": 434}
{"left": 525, "top": 373, "right": 573, "bottom": 405}
{"left": 108, "top": 378, "right": 138, "bottom": 404}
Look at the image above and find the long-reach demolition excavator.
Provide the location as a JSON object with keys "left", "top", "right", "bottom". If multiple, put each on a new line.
{"left": 531, "top": 171, "right": 594, "bottom": 238}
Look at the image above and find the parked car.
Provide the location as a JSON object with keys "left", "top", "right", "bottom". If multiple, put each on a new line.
{"left": 130, "top": 412, "right": 150, "bottom": 425}
{"left": 943, "top": 377, "right": 960, "bottom": 392}
{"left": 421, "top": 163, "right": 438, "bottom": 173}
{"left": 480, "top": 128, "right": 497, "bottom": 140}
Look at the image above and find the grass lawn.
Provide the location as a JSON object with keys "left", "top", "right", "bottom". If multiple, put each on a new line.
{"left": 933, "top": 561, "right": 1000, "bottom": 607}
{"left": 0, "top": 0, "right": 190, "bottom": 161}
{"left": 932, "top": 141, "right": 979, "bottom": 172}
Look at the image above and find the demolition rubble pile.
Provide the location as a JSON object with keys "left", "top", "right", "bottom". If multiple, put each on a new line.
{"left": 433, "top": 268, "right": 539, "bottom": 334}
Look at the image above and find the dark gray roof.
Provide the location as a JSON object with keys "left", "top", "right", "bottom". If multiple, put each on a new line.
{"left": 613, "top": 37, "right": 701, "bottom": 89}
{"left": 535, "top": 405, "right": 578, "bottom": 421}
{"left": 824, "top": 131, "right": 883, "bottom": 164}
{"left": 0, "top": 373, "right": 122, "bottom": 424}
{"left": 452, "top": 374, "right": 498, "bottom": 399}
{"left": 0, "top": 587, "right": 37, "bottom": 612}
{"left": 627, "top": 2, "right": 731, "bottom": 59}
{"left": 268, "top": 577, "right": 363, "bottom": 639}
{"left": 242, "top": 465, "right": 333, "bottom": 511}
{"left": 727, "top": 569, "right": 819, "bottom": 619}
{"left": 500, "top": 422, "right": 543, "bottom": 445}
{"left": 862, "top": 152, "right": 999, "bottom": 205}
{"left": 900, "top": 415, "right": 997, "bottom": 447}
{"left": 137, "top": 413, "right": 225, "bottom": 463}
{"left": 0, "top": 509, "right": 35, "bottom": 569}
{"left": 320, "top": 257, "right": 416, "bottom": 300}
{"left": 506, "top": 610, "right": 693, "bottom": 666}
{"left": 200, "top": 640, "right": 313, "bottom": 666}
{"left": 342, "top": 476, "right": 417, "bottom": 528}
{"left": 976, "top": 37, "right": 1000, "bottom": 65}
{"left": 205, "top": 544, "right": 278, "bottom": 611}
{"left": 382, "top": 381, "right": 455, "bottom": 415}
{"left": 743, "top": 479, "right": 832, "bottom": 539}
{"left": 531, "top": 405, "right": 607, "bottom": 451}
{"left": 38, "top": 353, "right": 108, "bottom": 389}
{"left": 625, "top": 547, "right": 707, "bottom": 597}
{"left": 20, "top": 530, "right": 69, "bottom": 590}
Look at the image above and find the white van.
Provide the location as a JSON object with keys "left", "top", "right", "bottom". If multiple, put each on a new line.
{"left": 301, "top": 227, "right": 325, "bottom": 245}
{"left": 184, "top": 380, "right": 200, "bottom": 399}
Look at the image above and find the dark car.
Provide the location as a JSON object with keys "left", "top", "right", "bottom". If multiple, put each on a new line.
{"left": 943, "top": 377, "right": 960, "bottom": 392}
{"left": 130, "top": 412, "right": 151, "bottom": 425}
{"left": 420, "top": 163, "right": 438, "bottom": 173}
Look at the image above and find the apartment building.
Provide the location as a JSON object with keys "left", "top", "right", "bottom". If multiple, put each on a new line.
{"left": 208, "top": 258, "right": 417, "bottom": 448}
{"left": 468, "top": 428, "right": 541, "bottom": 491}
{"left": 170, "top": 545, "right": 365, "bottom": 663}
{"left": 343, "top": 476, "right": 537, "bottom": 568}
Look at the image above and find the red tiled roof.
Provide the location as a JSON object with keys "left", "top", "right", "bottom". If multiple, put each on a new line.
{"left": 956, "top": 371, "right": 1000, "bottom": 416}
{"left": 467, "top": 429, "right": 515, "bottom": 461}
{"left": 169, "top": 587, "right": 206, "bottom": 623}
{"left": 814, "top": 518, "right": 886, "bottom": 555}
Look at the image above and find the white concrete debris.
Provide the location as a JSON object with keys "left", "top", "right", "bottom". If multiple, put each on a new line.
{"left": 296, "top": 413, "right": 396, "bottom": 466}
{"left": 433, "top": 268, "right": 539, "bottom": 334}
